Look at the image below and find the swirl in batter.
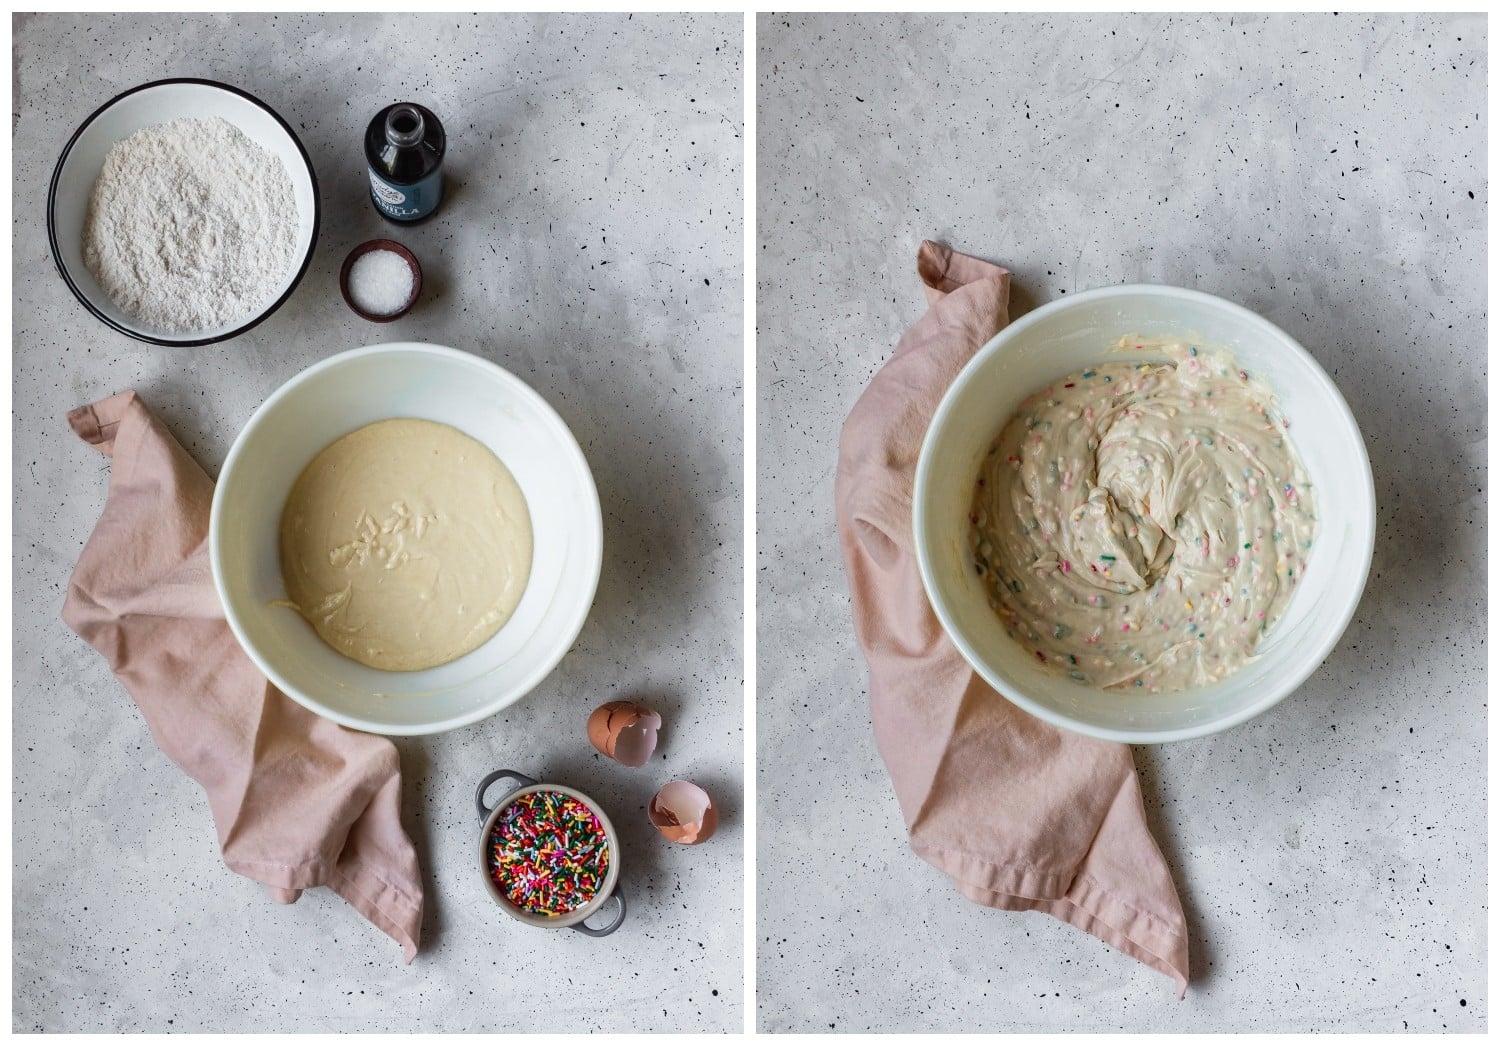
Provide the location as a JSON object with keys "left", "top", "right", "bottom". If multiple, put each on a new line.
{"left": 969, "top": 338, "right": 1317, "bottom": 692}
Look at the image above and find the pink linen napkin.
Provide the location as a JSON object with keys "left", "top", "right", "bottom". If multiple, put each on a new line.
{"left": 60, "top": 391, "right": 424, "bottom": 962}
{"left": 835, "top": 241, "right": 1190, "bottom": 995}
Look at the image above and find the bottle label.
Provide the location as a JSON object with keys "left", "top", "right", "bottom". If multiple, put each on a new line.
{"left": 368, "top": 167, "right": 442, "bottom": 222}
{"left": 370, "top": 177, "right": 406, "bottom": 206}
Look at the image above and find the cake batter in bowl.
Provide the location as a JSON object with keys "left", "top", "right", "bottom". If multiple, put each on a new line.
{"left": 278, "top": 418, "right": 534, "bottom": 673}
{"left": 211, "top": 343, "right": 602, "bottom": 736}
{"left": 914, "top": 286, "right": 1374, "bottom": 743}
{"left": 970, "top": 339, "right": 1318, "bottom": 693}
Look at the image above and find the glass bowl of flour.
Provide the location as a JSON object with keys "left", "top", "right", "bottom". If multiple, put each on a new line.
{"left": 914, "top": 286, "right": 1375, "bottom": 743}
{"left": 47, "top": 78, "right": 319, "bottom": 345}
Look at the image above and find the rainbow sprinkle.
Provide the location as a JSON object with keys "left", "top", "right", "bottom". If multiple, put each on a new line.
{"left": 488, "top": 791, "right": 610, "bottom": 916}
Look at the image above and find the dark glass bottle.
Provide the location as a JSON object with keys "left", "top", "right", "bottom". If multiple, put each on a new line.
{"left": 365, "top": 102, "right": 446, "bottom": 223}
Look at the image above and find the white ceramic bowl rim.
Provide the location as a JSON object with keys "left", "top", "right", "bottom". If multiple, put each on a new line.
{"left": 209, "top": 342, "right": 604, "bottom": 736}
{"left": 46, "top": 77, "right": 322, "bottom": 347}
{"left": 914, "top": 283, "right": 1376, "bottom": 744}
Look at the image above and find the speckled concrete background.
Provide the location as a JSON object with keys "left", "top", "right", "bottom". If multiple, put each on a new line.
{"left": 756, "top": 12, "right": 1485, "bottom": 1033}
{"left": 13, "top": 13, "right": 742, "bottom": 1033}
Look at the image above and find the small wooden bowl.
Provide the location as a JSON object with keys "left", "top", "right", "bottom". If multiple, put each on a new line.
{"left": 339, "top": 238, "right": 421, "bottom": 322}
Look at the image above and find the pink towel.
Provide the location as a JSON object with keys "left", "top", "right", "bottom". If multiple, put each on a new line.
{"left": 61, "top": 391, "right": 424, "bottom": 962}
{"left": 835, "top": 242, "right": 1190, "bottom": 995}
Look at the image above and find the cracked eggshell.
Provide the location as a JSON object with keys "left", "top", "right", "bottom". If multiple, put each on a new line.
{"left": 648, "top": 780, "right": 717, "bottom": 845}
{"left": 586, "top": 700, "right": 662, "bottom": 767}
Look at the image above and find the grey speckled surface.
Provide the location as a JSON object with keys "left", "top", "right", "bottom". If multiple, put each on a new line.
{"left": 756, "top": 12, "right": 1485, "bottom": 1033}
{"left": 13, "top": 12, "right": 742, "bottom": 1033}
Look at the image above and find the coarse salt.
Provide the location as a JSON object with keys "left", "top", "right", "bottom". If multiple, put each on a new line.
{"left": 348, "top": 249, "right": 415, "bottom": 316}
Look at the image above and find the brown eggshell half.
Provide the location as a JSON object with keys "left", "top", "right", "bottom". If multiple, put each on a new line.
{"left": 648, "top": 780, "right": 717, "bottom": 845}
{"left": 587, "top": 700, "right": 662, "bottom": 767}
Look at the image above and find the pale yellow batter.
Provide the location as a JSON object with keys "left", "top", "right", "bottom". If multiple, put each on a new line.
{"left": 970, "top": 338, "right": 1317, "bottom": 692}
{"left": 279, "top": 418, "right": 533, "bottom": 672}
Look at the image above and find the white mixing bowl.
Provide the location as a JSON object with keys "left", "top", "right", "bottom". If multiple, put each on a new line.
{"left": 47, "top": 78, "right": 319, "bottom": 345}
{"left": 914, "top": 285, "right": 1375, "bottom": 743}
{"left": 210, "top": 343, "right": 602, "bottom": 736}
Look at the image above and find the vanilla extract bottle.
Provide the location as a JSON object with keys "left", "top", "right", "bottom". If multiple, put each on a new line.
{"left": 365, "top": 102, "right": 446, "bottom": 223}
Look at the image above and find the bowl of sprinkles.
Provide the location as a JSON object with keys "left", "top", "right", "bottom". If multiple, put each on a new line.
{"left": 474, "top": 770, "right": 625, "bottom": 936}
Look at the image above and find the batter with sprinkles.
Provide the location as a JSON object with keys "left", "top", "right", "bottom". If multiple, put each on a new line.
{"left": 969, "top": 336, "right": 1317, "bottom": 692}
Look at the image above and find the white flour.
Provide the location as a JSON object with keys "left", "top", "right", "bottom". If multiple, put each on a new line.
{"left": 83, "top": 116, "right": 298, "bottom": 334}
